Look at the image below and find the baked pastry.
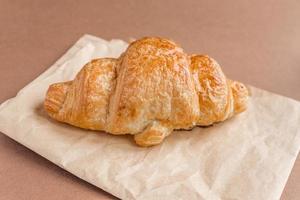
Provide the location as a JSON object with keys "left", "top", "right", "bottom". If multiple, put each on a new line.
{"left": 44, "top": 37, "right": 249, "bottom": 147}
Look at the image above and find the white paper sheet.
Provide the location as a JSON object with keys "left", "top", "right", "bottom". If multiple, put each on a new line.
{"left": 0, "top": 34, "right": 300, "bottom": 200}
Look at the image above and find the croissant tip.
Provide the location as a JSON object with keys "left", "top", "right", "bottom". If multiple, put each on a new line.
{"left": 44, "top": 82, "right": 70, "bottom": 115}
{"left": 229, "top": 81, "right": 249, "bottom": 114}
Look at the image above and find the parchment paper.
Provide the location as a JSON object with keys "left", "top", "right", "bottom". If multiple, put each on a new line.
{"left": 0, "top": 35, "right": 300, "bottom": 200}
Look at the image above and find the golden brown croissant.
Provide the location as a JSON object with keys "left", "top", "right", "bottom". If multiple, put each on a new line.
{"left": 44, "top": 37, "right": 249, "bottom": 147}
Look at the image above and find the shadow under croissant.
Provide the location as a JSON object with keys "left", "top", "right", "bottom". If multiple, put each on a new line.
{"left": 34, "top": 101, "right": 230, "bottom": 147}
{"left": 34, "top": 102, "right": 134, "bottom": 145}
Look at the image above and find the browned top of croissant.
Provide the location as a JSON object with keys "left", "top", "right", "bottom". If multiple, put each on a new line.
{"left": 44, "top": 37, "right": 249, "bottom": 147}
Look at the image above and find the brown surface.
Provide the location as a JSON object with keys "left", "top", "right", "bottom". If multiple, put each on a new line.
{"left": 0, "top": 0, "right": 299, "bottom": 199}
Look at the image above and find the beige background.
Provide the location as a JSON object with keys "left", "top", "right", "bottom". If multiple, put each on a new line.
{"left": 0, "top": 0, "right": 299, "bottom": 199}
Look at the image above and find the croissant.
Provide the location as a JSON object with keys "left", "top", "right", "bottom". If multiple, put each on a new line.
{"left": 44, "top": 37, "right": 249, "bottom": 147}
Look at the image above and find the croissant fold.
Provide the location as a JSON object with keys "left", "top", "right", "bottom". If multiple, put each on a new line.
{"left": 44, "top": 37, "right": 249, "bottom": 147}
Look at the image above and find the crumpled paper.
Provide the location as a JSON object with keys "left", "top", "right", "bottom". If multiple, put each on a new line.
{"left": 0, "top": 34, "right": 300, "bottom": 200}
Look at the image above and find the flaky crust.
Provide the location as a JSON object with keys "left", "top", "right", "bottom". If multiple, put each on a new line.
{"left": 107, "top": 37, "right": 199, "bottom": 134}
{"left": 45, "top": 58, "right": 117, "bottom": 130}
{"left": 44, "top": 37, "right": 249, "bottom": 147}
